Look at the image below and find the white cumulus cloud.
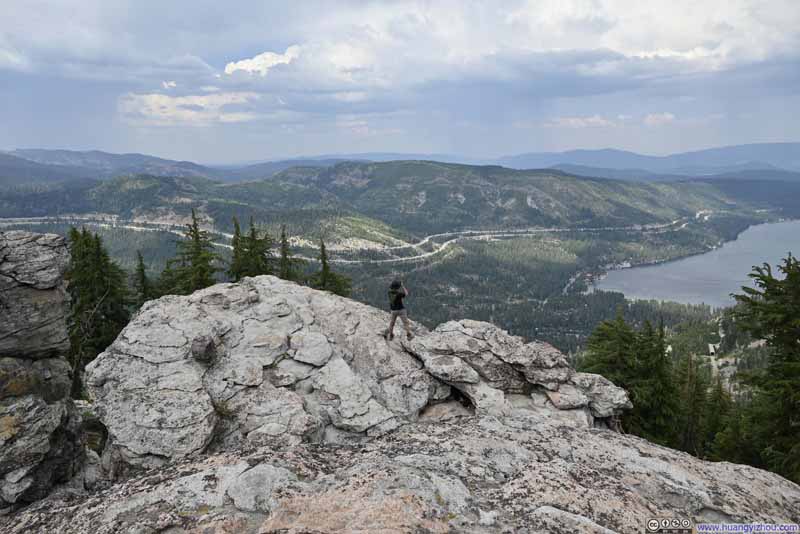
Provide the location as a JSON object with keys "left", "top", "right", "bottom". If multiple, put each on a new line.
{"left": 224, "top": 45, "right": 301, "bottom": 76}
{"left": 118, "top": 92, "right": 262, "bottom": 126}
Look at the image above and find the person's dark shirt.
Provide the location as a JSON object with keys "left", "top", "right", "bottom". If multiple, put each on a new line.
{"left": 389, "top": 287, "right": 406, "bottom": 311}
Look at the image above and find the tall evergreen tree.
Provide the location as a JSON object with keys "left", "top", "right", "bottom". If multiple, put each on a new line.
{"left": 155, "top": 259, "right": 183, "bottom": 297}
{"left": 733, "top": 254, "right": 800, "bottom": 482}
{"left": 132, "top": 250, "right": 152, "bottom": 308}
{"left": 580, "top": 310, "right": 637, "bottom": 387}
{"left": 712, "top": 398, "right": 760, "bottom": 466}
{"left": 704, "top": 374, "right": 732, "bottom": 459}
{"left": 629, "top": 321, "right": 680, "bottom": 447}
{"left": 277, "top": 225, "right": 304, "bottom": 282}
{"left": 310, "top": 239, "right": 351, "bottom": 297}
{"left": 675, "top": 351, "right": 709, "bottom": 455}
{"left": 581, "top": 314, "right": 679, "bottom": 446}
{"left": 66, "top": 228, "right": 130, "bottom": 397}
{"left": 241, "top": 217, "right": 274, "bottom": 278}
{"left": 227, "top": 217, "right": 246, "bottom": 282}
{"left": 160, "top": 209, "right": 220, "bottom": 294}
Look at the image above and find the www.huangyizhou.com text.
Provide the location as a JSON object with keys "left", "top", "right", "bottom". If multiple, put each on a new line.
{"left": 696, "top": 524, "right": 800, "bottom": 533}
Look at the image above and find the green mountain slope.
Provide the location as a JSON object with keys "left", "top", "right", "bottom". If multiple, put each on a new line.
{"left": 0, "top": 153, "right": 93, "bottom": 186}
{"left": 269, "top": 161, "right": 756, "bottom": 233}
{"left": 2, "top": 161, "right": 796, "bottom": 238}
{"left": 4, "top": 160, "right": 796, "bottom": 355}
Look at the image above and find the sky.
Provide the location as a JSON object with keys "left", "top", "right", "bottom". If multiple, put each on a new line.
{"left": 1, "top": 0, "right": 799, "bottom": 163}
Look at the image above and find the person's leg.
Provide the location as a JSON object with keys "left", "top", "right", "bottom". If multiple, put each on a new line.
{"left": 400, "top": 310, "right": 413, "bottom": 339}
{"left": 385, "top": 312, "right": 398, "bottom": 339}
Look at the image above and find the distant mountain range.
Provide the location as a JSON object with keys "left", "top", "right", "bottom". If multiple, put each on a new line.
{"left": 494, "top": 143, "right": 800, "bottom": 175}
{"left": 0, "top": 150, "right": 345, "bottom": 186}
{"left": 1, "top": 142, "right": 799, "bottom": 187}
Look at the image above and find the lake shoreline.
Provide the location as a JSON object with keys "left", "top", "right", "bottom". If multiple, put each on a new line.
{"left": 591, "top": 218, "right": 800, "bottom": 308}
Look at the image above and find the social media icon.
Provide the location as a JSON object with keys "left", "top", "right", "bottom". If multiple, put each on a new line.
{"left": 647, "top": 519, "right": 661, "bottom": 532}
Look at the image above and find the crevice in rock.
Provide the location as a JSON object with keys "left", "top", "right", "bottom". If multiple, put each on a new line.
{"left": 80, "top": 408, "right": 108, "bottom": 455}
{"left": 449, "top": 387, "right": 476, "bottom": 413}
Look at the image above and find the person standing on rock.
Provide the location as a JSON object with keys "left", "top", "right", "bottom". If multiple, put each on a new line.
{"left": 384, "top": 279, "right": 414, "bottom": 341}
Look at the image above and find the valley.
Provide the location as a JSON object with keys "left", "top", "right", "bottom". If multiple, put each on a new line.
{"left": 0, "top": 212, "right": 695, "bottom": 263}
{"left": 0, "top": 161, "right": 800, "bottom": 351}
{"left": 2, "top": 157, "right": 799, "bottom": 354}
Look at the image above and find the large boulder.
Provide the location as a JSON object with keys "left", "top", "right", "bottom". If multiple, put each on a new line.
{"left": 84, "top": 276, "right": 630, "bottom": 472}
{"left": 0, "top": 231, "right": 70, "bottom": 358}
{"left": 0, "top": 231, "right": 84, "bottom": 510}
{"left": 6, "top": 414, "right": 799, "bottom": 533}
{"left": 403, "top": 319, "right": 631, "bottom": 422}
{"left": 84, "top": 276, "right": 440, "bottom": 471}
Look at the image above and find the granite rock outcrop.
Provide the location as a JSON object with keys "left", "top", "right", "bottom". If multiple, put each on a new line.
{"left": 0, "top": 231, "right": 84, "bottom": 511}
{"left": 83, "top": 276, "right": 630, "bottom": 473}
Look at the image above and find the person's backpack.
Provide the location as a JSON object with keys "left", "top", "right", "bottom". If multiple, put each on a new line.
{"left": 387, "top": 288, "right": 397, "bottom": 305}
{"left": 388, "top": 282, "right": 403, "bottom": 309}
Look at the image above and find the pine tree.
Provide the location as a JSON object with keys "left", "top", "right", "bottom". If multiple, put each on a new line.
{"left": 675, "top": 351, "right": 709, "bottom": 455}
{"left": 315, "top": 239, "right": 332, "bottom": 289}
{"left": 704, "top": 375, "right": 732, "bottom": 459}
{"left": 580, "top": 310, "right": 636, "bottom": 388}
{"left": 712, "top": 398, "right": 760, "bottom": 466}
{"left": 161, "top": 209, "right": 220, "bottom": 294}
{"left": 733, "top": 254, "right": 800, "bottom": 482}
{"left": 277, "top": 225, "right": 304, "bottom": 282}
{"left": 155, "top": 260, "right": 183, "bottom": 297}
{"left": 581, "top": 315, "right": 679, "bottom": 446}
{"left": 227, "top": 217, "right": 246, "bottom": 282}
{"left": 310, "top": 239, "right": 351, "bottom": 297}
{"left": 629, "top": 321, "right": 680, "bottom": 447}
{"left": 132, "top": 250, "right": 152, "bottom": 308}
{"left": 66, "top": 228, "right": 130, "bottom": 397}
{"left": 241, "top": 217, "right": 274, "bottom": 278}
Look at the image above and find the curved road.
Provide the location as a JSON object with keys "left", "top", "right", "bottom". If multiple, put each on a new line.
{"left": 0, "top": 215, "right": 694, "bottom": 265}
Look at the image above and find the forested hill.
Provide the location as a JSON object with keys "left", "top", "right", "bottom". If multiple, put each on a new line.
{"left": 4, "top": 159, "right": 798, "bottom": 357}
{"left": 4, "top": 160, "right": 798, "bottom": 238}
{"left": 266, "top": 160, "right": 760, "bottom": 233}
{"left": 1, "top": 148, "right": 345, "bottom": 184}
{"left": 0, "top": 153, "right": 91, "bottom": 186}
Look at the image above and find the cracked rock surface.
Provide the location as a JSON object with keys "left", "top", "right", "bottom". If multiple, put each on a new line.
{"left": 5, "top": 270, "right": 799, "bottom": 532}
{"left": 5, "top": 415, "right": 799, "bottom": 533}
{"left": 83, "top": 276, "right": 630, "bottom": 472}
{"left": 0, "top": 231, "right": 70, "bottom": 359}
{"left": 0, "top": 231, "right": 84, "bottom": 510}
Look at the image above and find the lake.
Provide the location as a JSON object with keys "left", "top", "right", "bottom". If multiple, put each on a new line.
{"left": 594, "top": 220, "right": 800, "bottom": 308}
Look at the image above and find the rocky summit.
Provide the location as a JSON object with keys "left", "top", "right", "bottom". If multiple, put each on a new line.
{"left": 1, "top": 270, "right": 799, "bottom": 532}
{"left": 79, "top": 276, "right": 631, "bottom": 475}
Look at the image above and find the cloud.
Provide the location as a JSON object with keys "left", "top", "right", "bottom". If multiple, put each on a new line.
{"left": 2, "top": 1, "right": 799, "bottom": 159}
{"left": 224, "top": 45, "right": 301, "bottom": 76}
{"left": 118, "top": 92, "right": 263, "bottom": 126}
{"left": 0, "top": 47, "right": 29, "bottom": 70}
{"left": 544, "top": 115, "right": 616, "bottom": 128}
{"left": 643, "top": 112, "right": 677, "bottom": 126}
